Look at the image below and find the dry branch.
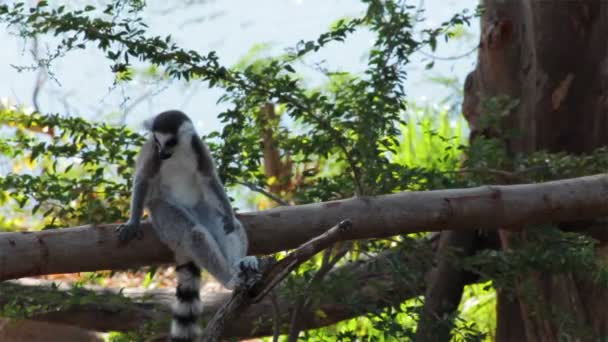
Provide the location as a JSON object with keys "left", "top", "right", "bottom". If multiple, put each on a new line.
{"left": 1, "top": 174, "right": 607, "bottom": 280}
{"left": 200, "top": 220, "right": 351, "bottom": 341}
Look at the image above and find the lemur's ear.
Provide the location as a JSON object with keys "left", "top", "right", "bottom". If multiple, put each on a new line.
{"left": 142, "top": 117, "right": 154, "bottom": 131}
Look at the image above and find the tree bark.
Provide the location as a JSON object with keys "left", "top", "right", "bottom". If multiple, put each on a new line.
{"left": 1, "top": 174, "right": 608, "bottom": 281}
{"left": 463, "top": 0, "right": 608, "bottom": 339}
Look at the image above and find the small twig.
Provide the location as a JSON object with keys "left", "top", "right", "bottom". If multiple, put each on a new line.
{"left": 200, "top": 219, "right": 352, "bottom": 342}
{"left": 120, "top": 85, "right": 169, "bottom": 124}
{"left": 458, "top": 167, "right": 523, "bottom": 180}
{"left": 270, "top": 289, "right": 281, "bottom": 342}
{"left": 443, "top": 166, "right": 548, "bottom": 182}
{"left": 418, "top": 46, "right": 479, "bottom": 61}
{"left": 31, "top": 36, "right": 47, "bottom": 114}
{"left": 236, "top": 181, "right": 290, "bottom": 206}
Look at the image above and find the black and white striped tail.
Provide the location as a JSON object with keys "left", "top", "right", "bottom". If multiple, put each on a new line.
{"left": 171, "top": 261, "right": 202, "bottom": 342}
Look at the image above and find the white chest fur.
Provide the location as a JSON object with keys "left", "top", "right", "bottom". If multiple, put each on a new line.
{"left": 159, "top": 147, "right": 201, "bottom": 207}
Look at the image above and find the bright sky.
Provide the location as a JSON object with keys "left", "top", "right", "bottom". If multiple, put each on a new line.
{"left": 0, "top": 0, "right": 478, "bottom": 134}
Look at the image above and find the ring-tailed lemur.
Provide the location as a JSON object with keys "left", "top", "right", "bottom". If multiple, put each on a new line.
{"left": 116, "top": 110, "right": 259, "bottom": 342}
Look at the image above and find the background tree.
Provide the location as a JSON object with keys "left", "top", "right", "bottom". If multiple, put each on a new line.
{"left": 460, "top": 0, "right": 608, "bottom": 340}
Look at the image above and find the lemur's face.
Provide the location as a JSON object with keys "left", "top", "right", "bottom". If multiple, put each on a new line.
{"left": 149, "top": 110, "right": 194, "bottom": 161}
{"left": 153, "top": 132, "right": 178, "bottom": 160}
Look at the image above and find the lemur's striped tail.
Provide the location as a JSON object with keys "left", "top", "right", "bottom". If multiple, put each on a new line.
{"left": 171, "top": 261, "right": 202, "bottom": 342}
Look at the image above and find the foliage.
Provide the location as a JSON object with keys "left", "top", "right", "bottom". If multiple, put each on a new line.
{"left": 459, "top": 225, "right": 608, "bottom": 339}
{"left": 455, "top": 282, "right": 496, "bottom": 341}
{"left": 462, "top": 226, "right": 608, "bottom": 292}
{"left": 0, "top": 107, "right": 142, "bottom": 228}
{"left": 393, "top": 103, "right": 466, "bottom": 171}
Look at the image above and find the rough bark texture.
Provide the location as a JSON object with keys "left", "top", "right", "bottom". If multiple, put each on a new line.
{"left": 463, "top": 0, "right": 608, "bottom": 340}
{"left": 1, "top": 174, "right": 608, "bottom": 281}
{"left": 463, "top": 0, "right": 608, "bottom": 154}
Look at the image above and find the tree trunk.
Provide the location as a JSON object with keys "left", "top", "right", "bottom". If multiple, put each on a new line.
{"left": 464, "top": 0, "right": 608, "bottom": 339}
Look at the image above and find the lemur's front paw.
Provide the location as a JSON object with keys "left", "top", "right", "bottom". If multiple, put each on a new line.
{"left": 222, "top": 215, "right": 238, "bottom": 234}
{"left": 238, "top": 256, "right": 259, "bottom": 272}
{"left": 115, "top": 222, "right": 142, "bottom": 243}
{"left": 235, "top": 256, "right": 260, "bottom": 288}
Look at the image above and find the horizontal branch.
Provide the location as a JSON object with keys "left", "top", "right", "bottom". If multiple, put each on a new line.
{"left": 0, "top": 245, "right": 428, "bottom": 339}
{"left": 2, "top": 174, "right": 608, "bottom": 280}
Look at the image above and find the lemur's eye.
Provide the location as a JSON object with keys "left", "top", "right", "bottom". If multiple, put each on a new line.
{"left": 166, "top": 138, "right": 177, "bottom": 147}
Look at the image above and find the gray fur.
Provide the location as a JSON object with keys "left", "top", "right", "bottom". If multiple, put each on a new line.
{"left": 116, "top": 110, "right": 258, "bottom": 340}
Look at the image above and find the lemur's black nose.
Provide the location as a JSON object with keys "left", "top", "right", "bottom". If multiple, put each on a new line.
{"left": 159, "top": 150, "right": 172, "bottom": 160}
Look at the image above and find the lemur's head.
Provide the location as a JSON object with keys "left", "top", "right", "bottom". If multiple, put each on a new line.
{"left": 145, "top": 110, "right": 195, "bottom": 160}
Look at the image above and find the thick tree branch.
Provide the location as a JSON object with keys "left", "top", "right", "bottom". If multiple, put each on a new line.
{"left": 0, "top": 242, "right": 429, "bottom": 339}
{"left": 1, "top": 174, "right": 607, "bottom": 280}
